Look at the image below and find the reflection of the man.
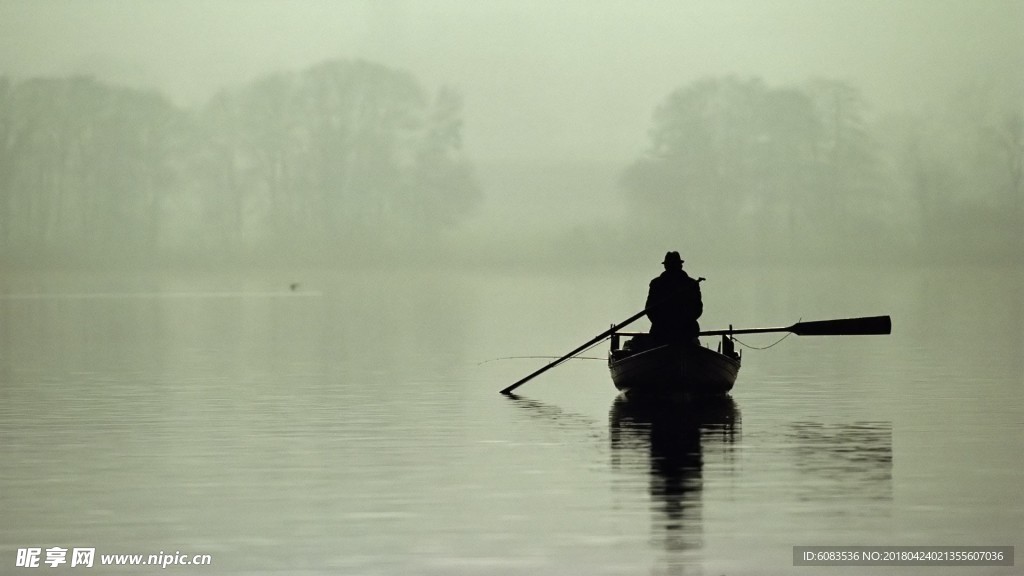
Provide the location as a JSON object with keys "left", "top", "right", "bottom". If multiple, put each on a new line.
{"left": 609, "top": 395, "right": 740, "bottom": 574}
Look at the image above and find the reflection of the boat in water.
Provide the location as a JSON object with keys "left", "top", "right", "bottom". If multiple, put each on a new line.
{"left": 787, "top": 421, "right": 892, "bottom": 504}
{"left": 609, "top": 394, "right": 740, "bottom": 573}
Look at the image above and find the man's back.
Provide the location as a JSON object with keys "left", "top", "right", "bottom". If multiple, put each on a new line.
{"left": 646, "top": 268, "right": 703, "bottom": 340}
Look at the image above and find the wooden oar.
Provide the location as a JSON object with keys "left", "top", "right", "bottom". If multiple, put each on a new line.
{"left": 499, "top": 314, "right": 890, "bottom": 395}
{"left": 699, "top": 315, "right": 891, "bottom": 337}
{"left": 499, "top": 309, "right": 648, "bottom": 395}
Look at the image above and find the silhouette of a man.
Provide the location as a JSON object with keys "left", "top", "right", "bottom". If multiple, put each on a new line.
{"left": 646, "top": 251, "right": 703, "bottom": 342}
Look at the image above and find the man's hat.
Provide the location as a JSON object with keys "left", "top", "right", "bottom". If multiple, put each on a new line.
{"left": 662, "top": 251, "right": 683, "bottom": 265}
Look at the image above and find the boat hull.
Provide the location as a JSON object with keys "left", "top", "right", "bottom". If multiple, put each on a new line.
{"left": 608, "top": 342, "right": 740, "bottom": 399}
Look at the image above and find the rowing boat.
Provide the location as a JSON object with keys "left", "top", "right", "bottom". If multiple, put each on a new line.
{"left": 608, "top": 333, "right": 741, "bottom": 399}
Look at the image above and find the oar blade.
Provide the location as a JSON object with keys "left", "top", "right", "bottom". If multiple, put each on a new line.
{"left": 790, "top": 315, "right": 891, "bottom": 336}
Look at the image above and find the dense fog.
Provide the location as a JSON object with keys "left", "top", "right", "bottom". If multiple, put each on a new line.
{"left": 1, "top": 1, "right": 1021, "bottom": 269}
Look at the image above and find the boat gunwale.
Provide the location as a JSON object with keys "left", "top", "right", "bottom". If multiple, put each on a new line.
{"left": 608, "top": 337, "right": 741, "bottom": 397}
{"left": 608, "top": 340, "right": 741, "bottom": 370}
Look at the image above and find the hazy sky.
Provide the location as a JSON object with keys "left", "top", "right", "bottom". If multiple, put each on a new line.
{"left": 1, "top": 0, "right": 1021, "bottom": 165}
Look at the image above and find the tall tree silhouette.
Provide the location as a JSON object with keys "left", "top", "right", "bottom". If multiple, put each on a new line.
{"left": 623, "top": 76, "right": 885, "bottom": 261}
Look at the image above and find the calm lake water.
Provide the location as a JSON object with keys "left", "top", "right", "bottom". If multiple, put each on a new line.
{"left": 1, "top": 266, "right": 1021, "bottom": 575}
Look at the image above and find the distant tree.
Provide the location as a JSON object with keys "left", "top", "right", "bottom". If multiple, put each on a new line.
{"left": 989, "top": 111, "right": 1024, "bottom": 249}
{"left": 405, "top": 87, "right": 478, "bottom": 231}
{"left": 622, "top": 77, "right": 765, "bottom": 236}
{"left": 0, "top": 76, "right": 181, "bottom": 260}
{"left": 881, "top": 85, "right": 1024, "bottom": 264}
{"left": 890, "top": 115, "right": 957, "bottom": 256}
{"left": 199, "top": 59, "right": 480, "bottom": 256}
{"left": 202, "top": 71, "right": 302, "bottom": 247}
{"left": 298, "top": 59, "right": 427, "bottom": 238}
{"left": 623, "top": 76, "right": 888, "bottom": 262}
{"left": 804, "top": 79, "right": 885, "bottom": 234}
{"left": 967, "top": 109, "right": 1024, "bottom": 258}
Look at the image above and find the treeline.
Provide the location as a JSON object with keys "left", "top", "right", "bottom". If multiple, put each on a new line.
{"left": 622, "top": 77, "right": 1023, "bottom": 265}
{"left": 0, "top": 59, "right": 479, "bottom": 267}
{"left": 2, "top": 66, "right": 1019, "bottom": 270}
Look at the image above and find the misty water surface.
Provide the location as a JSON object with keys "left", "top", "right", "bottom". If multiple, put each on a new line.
{"left": 1, "top": 266, "right": 1021, "bottom": 575}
